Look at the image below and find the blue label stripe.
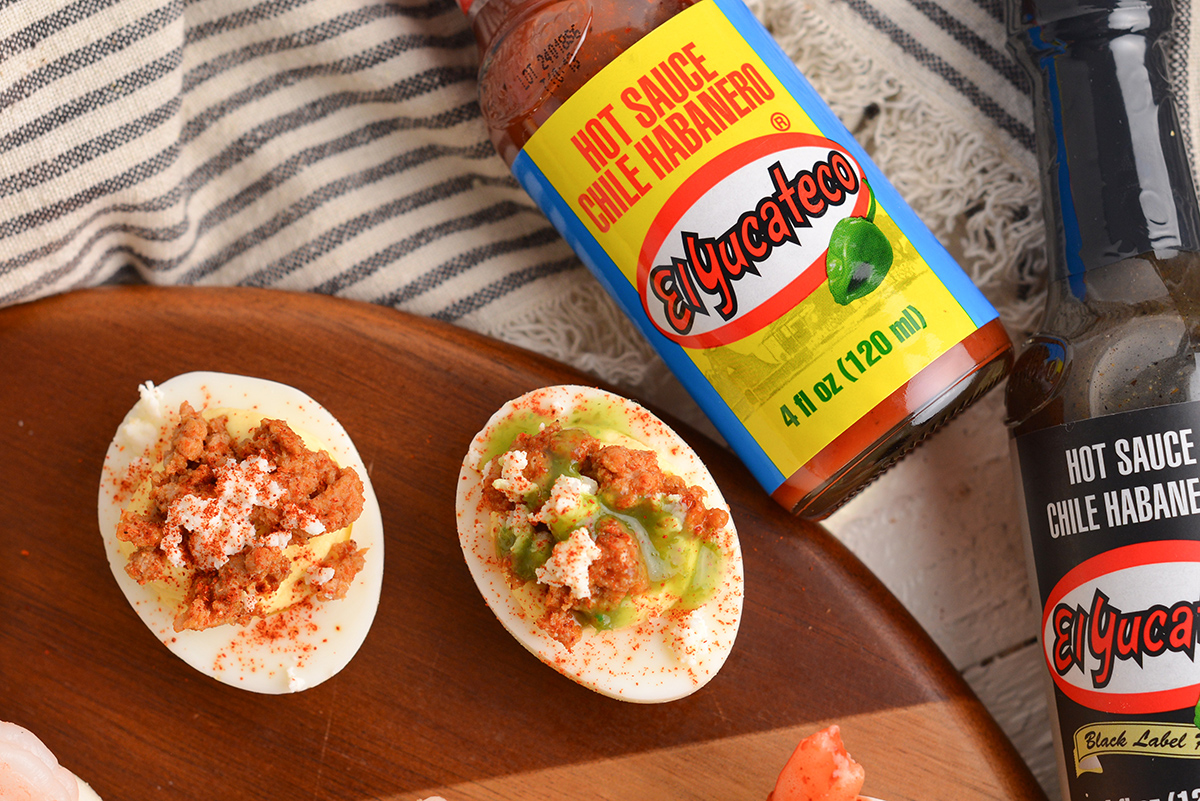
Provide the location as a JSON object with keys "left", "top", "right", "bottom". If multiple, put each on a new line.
{"left": 713, "top": 0, "right": 1000, "bottom": 327}
{"left": 511, "top": 0, "right": 1007, "bottom": 496}
{"left": 512, "top": 150, "right": 788, "bottom": 493}
{"left": 1028, "top": 26, "right": 1087, "bottom": 300}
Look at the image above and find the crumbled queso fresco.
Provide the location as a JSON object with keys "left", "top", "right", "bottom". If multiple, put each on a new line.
{"left": 160, "top": 454, "right": 325, "bottom": 570}
{"left": 536, "top": 526, "right": 602, "bottom": 599}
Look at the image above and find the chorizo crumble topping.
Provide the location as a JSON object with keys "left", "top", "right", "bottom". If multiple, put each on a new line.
{"left": 481, "top": 422, "right": 729, "bottom": 650}
{"left": 117, "top": 402, "right": 367, "bottom": 632}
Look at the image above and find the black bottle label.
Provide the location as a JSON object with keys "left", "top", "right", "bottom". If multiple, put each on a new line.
{"left": 1015, "top": 401, "right": 1200, "bottom": 798}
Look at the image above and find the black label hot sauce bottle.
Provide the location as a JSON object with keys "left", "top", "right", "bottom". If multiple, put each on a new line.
{"left": 1005, "top": 0, "right": 1200, "bottom": 797}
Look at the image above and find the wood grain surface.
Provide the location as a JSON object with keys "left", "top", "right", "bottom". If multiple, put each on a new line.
{"left": 0, "top": 286, "right": 1046, "bottom": 800}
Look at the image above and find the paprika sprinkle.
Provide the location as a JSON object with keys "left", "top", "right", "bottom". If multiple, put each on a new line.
{"left": 460, "top": 0, "right": 1013, "bottom": 518}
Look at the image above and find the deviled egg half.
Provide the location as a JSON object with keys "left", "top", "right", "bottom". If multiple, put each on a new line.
{"left": 98, "top": 372, "right": 383, "bottom": 694}
{"left": 456, "top": 385, "right": 744, "bottom": 702}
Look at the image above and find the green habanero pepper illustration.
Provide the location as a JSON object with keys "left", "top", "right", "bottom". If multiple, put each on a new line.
{"left": 825, "top": 181, "right": 893, "bottom": 306}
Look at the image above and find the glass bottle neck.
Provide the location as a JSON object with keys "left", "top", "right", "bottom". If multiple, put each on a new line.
{"left": 467, "top": 0, "right": 549, "bottom": 52}
{"left": 1011, "top": 0, "right": 1200, "bottom": 284}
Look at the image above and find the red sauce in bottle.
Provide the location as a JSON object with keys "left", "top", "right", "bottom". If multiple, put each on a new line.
{"left": 461, "top": 0, "right": 1012, "bottom": 518}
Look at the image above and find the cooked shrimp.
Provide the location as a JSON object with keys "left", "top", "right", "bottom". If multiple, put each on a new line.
{"left": 0, "top": 721, "right": 79, "bottom": 801}
{"left": 769, "top": 725, "right": 867, "bottom": 801}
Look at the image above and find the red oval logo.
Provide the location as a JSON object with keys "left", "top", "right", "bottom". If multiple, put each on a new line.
{"left": 1042, "top": 540, "right": 1200, "bottom": 714}
{"left": 636, "top": 133, "right": 868, "bottom": 348}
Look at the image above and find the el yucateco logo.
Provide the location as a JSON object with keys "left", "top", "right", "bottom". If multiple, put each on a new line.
{"left": 1043, "top": 540, "right": 1200, "bottom": 714}
{"left": 637, "top": 133, "right": 868, "bottom": 349}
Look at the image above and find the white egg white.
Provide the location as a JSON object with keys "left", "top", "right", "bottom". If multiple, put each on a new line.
{"left": 97, "top": 371, "right": 384, "bottom": 694}
{"left": 456, "top": 385, "right": 744, "bottom": 703}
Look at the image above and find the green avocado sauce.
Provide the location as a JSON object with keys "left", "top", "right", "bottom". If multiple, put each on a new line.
{"left": 486, "top": 412, "right": 724, "bottom": 634}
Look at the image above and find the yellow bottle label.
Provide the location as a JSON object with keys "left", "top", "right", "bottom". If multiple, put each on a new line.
{"left": 511, "top": 0, "right": 998, "bottom": 491}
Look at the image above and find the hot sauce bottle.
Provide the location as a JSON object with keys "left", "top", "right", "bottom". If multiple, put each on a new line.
{"left": 462, "top": 0, "right": 1013, "bottom": 518}
{"left": 1005, "top": 0, "right": 1200, "bottom": 796}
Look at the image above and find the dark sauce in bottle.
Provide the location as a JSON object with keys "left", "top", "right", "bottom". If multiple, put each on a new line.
{"left": 1005, "top": 0, "right": 1200, "bottom": 796}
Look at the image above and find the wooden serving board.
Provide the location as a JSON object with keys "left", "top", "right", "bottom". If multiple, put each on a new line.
{"left": 0, "top": 286, "right": 1046, "bottom": 801}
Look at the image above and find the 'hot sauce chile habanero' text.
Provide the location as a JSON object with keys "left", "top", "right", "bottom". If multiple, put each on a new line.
{"left": 459, "top": 0, "right": 1012, "bottom": 518}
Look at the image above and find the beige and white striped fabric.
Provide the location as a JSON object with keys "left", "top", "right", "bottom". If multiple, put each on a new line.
{"left": 0, "top": 0, "right": 1196, "bottom": 387}
{"left": 0, "top": 0, "right": 575, "bottom": 323}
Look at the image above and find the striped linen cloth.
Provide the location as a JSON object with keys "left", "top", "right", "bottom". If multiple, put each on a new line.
{"left": 1, "top": 0, "right": 1196, "bottom": 387}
